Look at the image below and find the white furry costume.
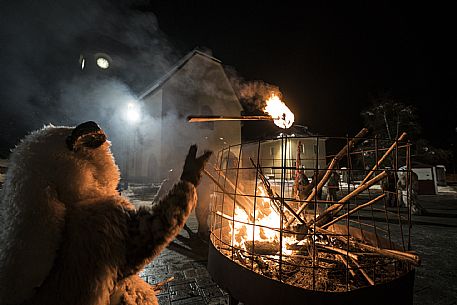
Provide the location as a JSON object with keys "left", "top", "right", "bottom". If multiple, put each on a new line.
{"left": 0, "top": 122, "right": 211, "bottom": 305}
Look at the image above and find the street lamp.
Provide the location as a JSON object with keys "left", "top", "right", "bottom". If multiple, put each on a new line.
{"left": 126, "top": 102, "right": 141, "bottom": 124}
{"left": 123, "top": 101, "right": 141, "bottom": 189}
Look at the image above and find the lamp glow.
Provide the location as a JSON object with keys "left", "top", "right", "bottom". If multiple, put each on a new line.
{"left": 126, "top": 102, "right": 140, "bottom": 123}
{"left": 96, "top": 57, "right": 110, "bottom": 69}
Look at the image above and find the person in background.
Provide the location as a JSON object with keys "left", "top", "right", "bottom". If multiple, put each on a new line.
{"left": 381, "top": 171, "right": 397, "bottom": 207}
{"left": 326, "top": 171, "right": 340, "bottom": 204}
{"left": 397, "top": 170, "right": 422, "bottom": 215}
{"left": 294, "top": 166, "right": 309, "bottom": 201}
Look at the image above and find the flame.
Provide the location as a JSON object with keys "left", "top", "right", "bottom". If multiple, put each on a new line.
{"left": 229, "top": 185, "right": 297, "bottom": 255}
{"left": 264, "top": 94, "right": 294, "bottom": 129}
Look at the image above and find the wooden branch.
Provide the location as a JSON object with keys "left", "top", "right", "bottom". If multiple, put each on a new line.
{"left": 320, "top": 193, "right": 386, "bottom": 229}
{"left": 349, "top": 257, "right": 375, "bottom": 285}
{"left": 203, "top": 169, "right": 253, "bottom": 220}
{"left": 350, "top": 243, "right": 421, "bottom": 267}
{"left": 286, "top": 128, "right": 369, "bottom": 227}
{"left": 249, "top": 158, "right": 307, "bottom": 225}
{"left": 318, "top": 244, "right": 359, "bottom": 261}
{"left": 151, "top": 276, "right": 175, "bottom": 292}
{"left": 312, "top": 171, "right": 387, "bottom": 227}
{"left": 336, "top": 254, "right": 357, "bottom": 278}
{"left": 210, "top": 166, "right": 260, "bottom": 215}
{"left": 360, "top": 132, "right": 407, "bottom": 185}
{"left": 314, "top": 226, "right": 421, "bottom": 266}
{"left": 249, "top": 158, "right": 284, "bottom": 218}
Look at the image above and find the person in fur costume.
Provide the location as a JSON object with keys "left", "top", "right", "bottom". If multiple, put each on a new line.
{"left": 0, "top": 121, "right": 212, "bottom": 305}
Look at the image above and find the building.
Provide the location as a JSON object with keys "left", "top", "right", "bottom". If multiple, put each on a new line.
{"left": 120, "top": 50, "right": 242, "bottom": 183}
{"left": 239, "top": 126, "right": 327, "bottom": 180}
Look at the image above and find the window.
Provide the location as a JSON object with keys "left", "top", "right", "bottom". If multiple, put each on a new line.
{"left": 270, "top": 146, "right": 275, "bottom": 157}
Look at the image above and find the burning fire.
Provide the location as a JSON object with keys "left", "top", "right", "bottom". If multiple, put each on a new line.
{"left": 229, "top": 185, "right": 296, "bottom": 256}
{"left": 264, "top": 94, "right": 294, "bottom": 129}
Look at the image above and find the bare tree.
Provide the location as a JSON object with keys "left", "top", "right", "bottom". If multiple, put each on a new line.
{"left": 360, "top": 96, "right": 420, "bottom": 141}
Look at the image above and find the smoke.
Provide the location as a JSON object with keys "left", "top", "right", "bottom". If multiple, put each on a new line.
{"left": 0, "top": 0, "right": 179, "bottom": 156}
{"left": 224, "top": 66, "right": 282, "bottom": 114}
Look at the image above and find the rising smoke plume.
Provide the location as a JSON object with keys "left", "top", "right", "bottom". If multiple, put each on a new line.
{"left": 225, "top": 66, "right": 282, "bottom": 114}
{"left": 0, "top": 0, "right": 178, "bottom": 156}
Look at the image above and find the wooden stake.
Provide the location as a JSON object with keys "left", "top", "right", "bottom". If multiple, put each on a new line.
{"left": 360, "top": 132, "right": 407, "bottom": 185}
{"left": 321, "top": 193, "right": 386, "bottom": 229}
{"left": 312, "top": 171, "right": 388, "bottom": 227}
{"left": 314, "top": 226, "right": 421, "bottom": 266}
{"left": 249, "top": 157, "right": 307, "bottom": 225}
{"left": 286, "top": 128, "right": 369, "bottom": 227}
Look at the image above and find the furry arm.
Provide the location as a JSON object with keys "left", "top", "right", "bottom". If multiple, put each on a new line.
{"left": 121, "top": 144, "right": 211, "bottom": 277}
{"left": 30, "top": 181, "right": 197, "bottom": 305}
{"left": 122, "top": 180, "right": 197, "bottom": 276}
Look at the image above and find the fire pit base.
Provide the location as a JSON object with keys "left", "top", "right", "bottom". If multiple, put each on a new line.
{"left": 208, "top": 241, "right": 415, "bottom": 305}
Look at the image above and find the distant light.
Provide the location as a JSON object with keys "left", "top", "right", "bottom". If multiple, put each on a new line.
{"left": 219, "top": 137, "right": 224, "bottom": 140}
{"left": 96, "top": 57, "right": 110, "bottom": 69}
{"left": 79, "top": 54, "right": 85, "bottom": 70}
{"left": 126, "top": 102, "right": 140, "bottom": 123}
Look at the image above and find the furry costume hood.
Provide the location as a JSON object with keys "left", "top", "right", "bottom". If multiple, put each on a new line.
{"left": 0, "top": 122, "right": 120, "bottom": 304}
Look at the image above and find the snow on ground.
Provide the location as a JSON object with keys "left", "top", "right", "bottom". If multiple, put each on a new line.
{"left": 437, "top": 185, "right": 457, "bottom": 194}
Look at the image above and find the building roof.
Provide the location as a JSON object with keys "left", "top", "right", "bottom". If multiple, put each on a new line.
{"left": 138, "top": 49, "right": 223, "bottom": 100}
{"left": 274, "top": 125, "right": 326, "bottom": 139}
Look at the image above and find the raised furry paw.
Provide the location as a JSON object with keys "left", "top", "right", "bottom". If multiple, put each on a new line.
{"left": 180, "top": 145, "right": 212, "bottom": 186}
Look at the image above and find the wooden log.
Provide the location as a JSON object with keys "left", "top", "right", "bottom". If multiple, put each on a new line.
{"left": 360, "top": 132, "right": 407, "bottom": 185}
{"left": 245, "top": 240, "right": 280, "bottom": 255}
{"left": 320, "top": 193, "right": 386, "bottom": 229}
{"left": 312, "top": 171, "right": 387, "bottom": 227}
{"left": 314, "top": 226, "right": 421, "bottom": 266}
{"left": 286, "top": 128, "right": 369, "bottom": 227}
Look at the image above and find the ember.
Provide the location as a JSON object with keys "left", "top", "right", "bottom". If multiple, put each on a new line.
{"left": 208, "top": 131, "right": 418, "bottom": 304}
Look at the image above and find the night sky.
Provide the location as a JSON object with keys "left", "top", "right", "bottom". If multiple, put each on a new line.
{"left": 147, "top": 2, "right": 455, "bottom": 146}
{"left": 0, "top": 1, "right": 455, "bottom": 155}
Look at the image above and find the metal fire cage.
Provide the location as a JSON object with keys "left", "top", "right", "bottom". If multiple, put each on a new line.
{"left": 207, "top": 132, "right": 417, "bottom": 305}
